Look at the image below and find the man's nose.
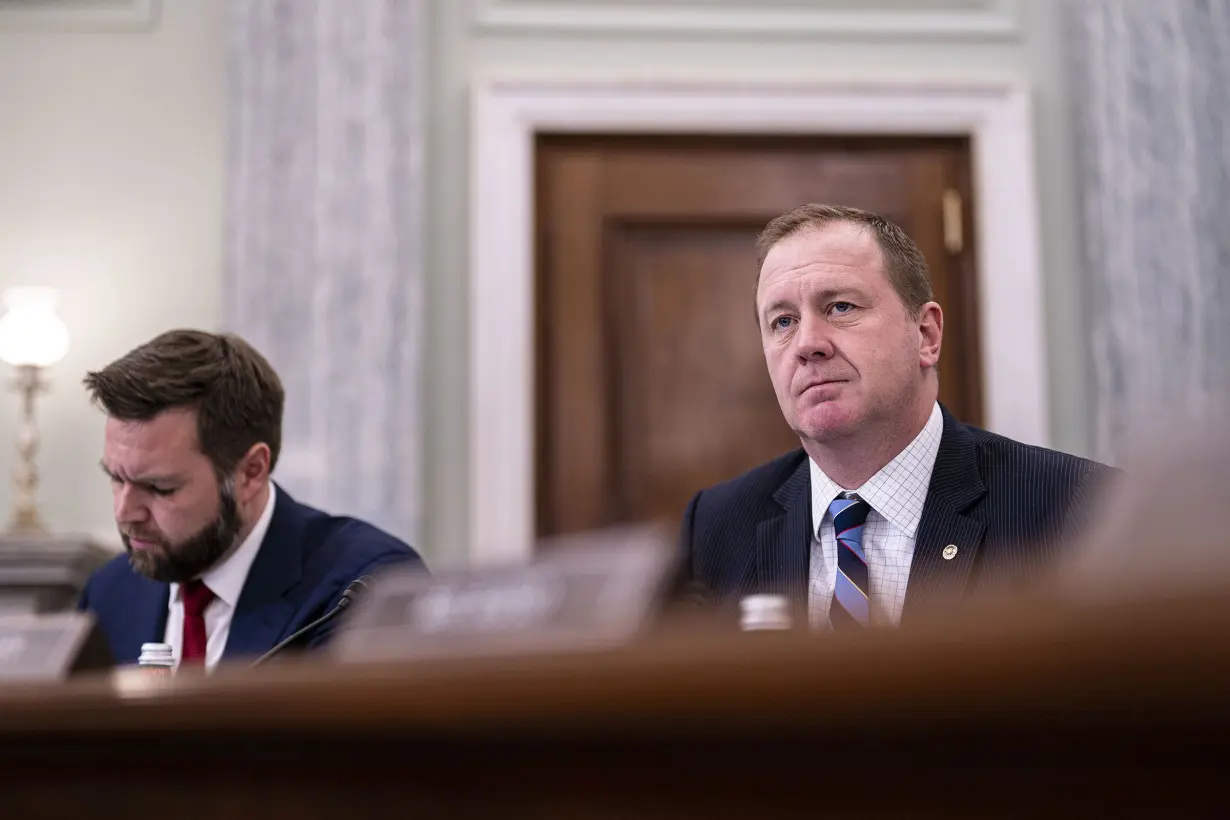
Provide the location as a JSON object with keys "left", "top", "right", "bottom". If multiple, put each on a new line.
{"left": 794, "top": 313, "right": 835, "bottom": 361}
{"left": 114, "top": 484, "right": 149, "bottom": 524}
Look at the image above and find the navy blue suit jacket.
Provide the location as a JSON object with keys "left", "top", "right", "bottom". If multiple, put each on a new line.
{"left": 677, "top": 406, "right": 1116, "bottom": 621}
{"left": 78, "top": 485, "right": 426, "bottom": 665}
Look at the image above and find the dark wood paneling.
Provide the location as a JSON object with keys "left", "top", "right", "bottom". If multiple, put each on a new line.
{"left": 609, "top": 223, "right": 798, "bottom": 528}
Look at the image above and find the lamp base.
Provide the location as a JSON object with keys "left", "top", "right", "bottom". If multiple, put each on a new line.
{"left": 8, "top": 504, "right": 47, "bottom": 536}
{"left": 9, "top": 365, "right": 49, "bottom": 537}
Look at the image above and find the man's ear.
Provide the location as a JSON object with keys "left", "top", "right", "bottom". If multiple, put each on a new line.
{"left": 918, "top": 302, "right": 943, "bottom": 369}
{"left": 236, "top": 443, "right": 271, "bottom": 497}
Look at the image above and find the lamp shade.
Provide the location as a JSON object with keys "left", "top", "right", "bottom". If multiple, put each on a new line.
{"left": 0, "top": 287, "right": 71, "bottom": 367}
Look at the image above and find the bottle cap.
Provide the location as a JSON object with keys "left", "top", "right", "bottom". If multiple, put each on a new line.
{"left": 739, "top": 594, "right": 793, "bottom": 631}
{"left": 137, "top": 642, "right": 174, "bottom": 668}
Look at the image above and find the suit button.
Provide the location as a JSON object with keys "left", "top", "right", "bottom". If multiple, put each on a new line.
{"left": 942, "top": 544, "right": 958, "bottom": 560}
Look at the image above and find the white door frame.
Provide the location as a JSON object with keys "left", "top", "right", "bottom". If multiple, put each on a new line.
{"left": 469, "top": 78, "right": 1050, "bottom": 566}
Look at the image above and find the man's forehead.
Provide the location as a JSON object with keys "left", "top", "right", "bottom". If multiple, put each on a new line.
{"left": 104, "top": 409, "right": 201, "bottom": 457}
{"left": 758, "top": 225, "right": 885, "bottom": 295}
{"left": 765, "top": 224, "right": 880, "bottom": 270}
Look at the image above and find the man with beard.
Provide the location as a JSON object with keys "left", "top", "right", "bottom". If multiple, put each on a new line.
{"left": 77, "top": 329, "right": 426, "bottom": 669}
{"left": 675, "top": 204, "right": 1117, "bottom": 628}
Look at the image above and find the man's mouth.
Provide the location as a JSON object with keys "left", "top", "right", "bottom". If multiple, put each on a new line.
{"left": 800, "top": 379, "right": 847, "bottom": 395}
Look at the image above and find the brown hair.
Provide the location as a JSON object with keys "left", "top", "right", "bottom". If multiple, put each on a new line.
{"left": 755, "top": 203, "right": 934, "bottom": 317}
{"left": 83, "top": 329, "right": 284, "bottom": 476}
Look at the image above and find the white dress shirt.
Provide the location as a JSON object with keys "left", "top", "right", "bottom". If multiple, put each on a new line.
{"left": 164, "top": 484, "right": 277, "bottom": 670}
{"left": 808, "top": 402, "right": 943, "bottom": 628}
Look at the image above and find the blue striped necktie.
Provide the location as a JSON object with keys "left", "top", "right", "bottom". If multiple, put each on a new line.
{"left": 828, "top": 495, "right": 872, "bottom": 629}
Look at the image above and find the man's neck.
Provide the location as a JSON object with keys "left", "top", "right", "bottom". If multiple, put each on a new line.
{"left": 234, "top": 482, "right": 271, "bottom": 548}
{"left": 803, "top": 398, "right": 936, "bottom": 490}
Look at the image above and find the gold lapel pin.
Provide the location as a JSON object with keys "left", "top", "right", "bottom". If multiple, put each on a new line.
{"left": 942, "top": 544, "right": 958, "bottom": 560}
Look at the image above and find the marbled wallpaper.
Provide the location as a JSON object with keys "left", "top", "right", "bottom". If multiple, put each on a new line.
{"left": 224, "top": 0, "right": 424, "bottom": 546}
{"left": 1068, "top": 0, "right": 1230, "bottom": 463}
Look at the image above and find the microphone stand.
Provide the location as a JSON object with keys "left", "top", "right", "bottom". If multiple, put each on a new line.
{"left": 250, "top": 576, "right": 371, "bottom": 667}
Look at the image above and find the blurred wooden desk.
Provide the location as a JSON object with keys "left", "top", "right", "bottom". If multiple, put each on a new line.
{"left": 0, "top": 592, "right": 1227, "bottom": 818}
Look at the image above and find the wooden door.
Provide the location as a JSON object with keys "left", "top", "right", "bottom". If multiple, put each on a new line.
{"left": 535, "top": 134, "right": 981, "bottom": 539}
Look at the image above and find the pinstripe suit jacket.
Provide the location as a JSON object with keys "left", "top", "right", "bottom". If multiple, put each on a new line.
{"left": 676, "top": 405, "right": 1115, "bottom": 621}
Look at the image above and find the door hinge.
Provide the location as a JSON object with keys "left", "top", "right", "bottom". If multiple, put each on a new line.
{"left": 941, "top": 189, "right": 964, "bottom": 254}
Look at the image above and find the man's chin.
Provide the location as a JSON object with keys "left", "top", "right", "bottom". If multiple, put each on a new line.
{"left": 794, "top": 403, "right": 859, "bottom": 443}
{"left": 128, "top": 549, "right": 171, "bottom": 582}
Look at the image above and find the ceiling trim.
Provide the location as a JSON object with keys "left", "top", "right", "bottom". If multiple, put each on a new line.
{"left": 471, "top": 0, "right": 1022, "bottom": 40}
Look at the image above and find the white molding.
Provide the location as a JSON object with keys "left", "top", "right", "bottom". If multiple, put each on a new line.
{"left": 470, "top": 78, "right": 1050, "bottom": 566}
{"left": 0, "top": 0, "right": 158, "bottom": 31}
{"left": 472, "top": 0, "right": 1021, "bottom": 39}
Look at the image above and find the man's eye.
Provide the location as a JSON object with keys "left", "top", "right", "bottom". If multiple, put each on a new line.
{"left": 831, "top": 301, "right": 857, "bottom": 314}
{"left": 151, "top": 487, "right": 176, "bottom": 497}
{"left": 772, "top": 316, "right": 794, "bottom": 330}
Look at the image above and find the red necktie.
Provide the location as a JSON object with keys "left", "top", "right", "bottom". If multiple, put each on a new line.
{"left": 181, "top": 580, "right": 215, "bottom": 664}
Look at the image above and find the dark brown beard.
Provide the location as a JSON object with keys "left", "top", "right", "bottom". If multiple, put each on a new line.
{"left": 123, "top": 479, "right": 242, "bottom": 584}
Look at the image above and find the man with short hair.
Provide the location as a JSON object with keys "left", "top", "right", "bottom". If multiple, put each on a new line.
{"left": 78, "top": 329, "right": 426, "bottom": 668}
{"left": 677, "top": 204, "right": 1114, "bottom": 627}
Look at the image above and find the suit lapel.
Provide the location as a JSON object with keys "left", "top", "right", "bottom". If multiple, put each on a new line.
{"left": 114, "top": 577, "right": 170, "bottom": 664}
{"left": 902, "top": 409, "right": 987, "bottom": 621}
{"left": 222, "top": 487, "right": 304, "bottom": 660}
{"left": 755, "top": 459, "right": 813, "bottom": 605}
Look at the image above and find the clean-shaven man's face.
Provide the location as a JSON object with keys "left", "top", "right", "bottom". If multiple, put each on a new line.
{"left": 756, "top": 222, "right": 942, "bottom": 445}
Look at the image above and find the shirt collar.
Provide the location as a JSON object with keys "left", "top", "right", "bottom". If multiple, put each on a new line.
{"left": 809, "top": 402, "right": 944, "bottom": 539}
{"left": 171, "top": 483, "right": 277, "bottom": 608}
